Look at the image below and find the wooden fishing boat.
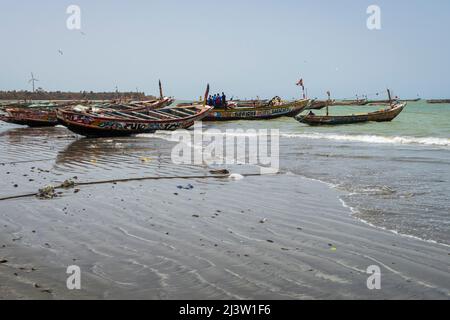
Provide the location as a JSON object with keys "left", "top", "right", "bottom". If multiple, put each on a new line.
{"left": 203, "top": 97, "right": 310, "bottom": 121}
{"left": 308, "top": 99, "right": 367, "bottom": 110}
{"left": 296, "top": 102, "right": 406, "bottom": 126}
{"left": 57, "top": 104, "right": 212, "bottom": 137}
{"left": 0, "top": 98, "right": 173, "bottom": 127}
{"left": 401, "top": 98, "right": 420, "bottom": 102}
{"left": 332, "top": 100, "right": 368, "bottom": 106}
{"left": 426, "top": 99, "right": 450, "bottom": 104}
{"left": 1, "top": 103, "right": 61, "bottom": 127}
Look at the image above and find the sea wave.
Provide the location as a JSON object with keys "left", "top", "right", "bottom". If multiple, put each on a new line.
{"left": 281, "top": 133, "right": 450, "bottom": 147}
{"left": 338, "top": 198, "right": 450, "bottom": 248}
{"left": 138, "top": 130, "right": 450, "bottom": 147}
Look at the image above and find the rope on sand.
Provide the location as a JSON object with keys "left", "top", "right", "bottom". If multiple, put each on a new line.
{"left": 0, "top": 158, "right": 56, "bottom": 165}
{"left": 0, "top": 172, "right": 271, "bottom": 201}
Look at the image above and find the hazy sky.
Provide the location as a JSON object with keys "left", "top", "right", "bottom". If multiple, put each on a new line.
{"left": 1, "top": 0, "right": 449, "bottom": 99}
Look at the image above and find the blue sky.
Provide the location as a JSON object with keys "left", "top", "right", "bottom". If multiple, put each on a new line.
{"left": 0, "top": 0, "right": 449, "bottom": 99}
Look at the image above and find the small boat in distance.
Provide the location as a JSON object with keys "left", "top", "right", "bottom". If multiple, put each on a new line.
{"left": 297, "top": 89, "right": 406, "bottom": 126}
{"left": 426, "top": 99, "right": 450, "bottom": 104}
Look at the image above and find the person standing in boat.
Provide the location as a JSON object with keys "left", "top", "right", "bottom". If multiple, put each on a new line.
{"left": 215, "top": 94, "right": 222, "bottom": 107}
{"left": 221, "top": 92, "right": 227, "bottom": 108}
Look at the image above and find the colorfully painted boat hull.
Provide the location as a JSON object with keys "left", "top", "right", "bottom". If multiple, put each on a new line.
{"left": 203, "top": 99, "right": 309, "bottom": 121}
{"left": 1, "top": 109, "right": 59, "bottom": 127}
{"left": 57, "top": 106, "right": 212, "bottom": 137}
{"left": 0, "top": 98, "right": 173, "bottom": 128}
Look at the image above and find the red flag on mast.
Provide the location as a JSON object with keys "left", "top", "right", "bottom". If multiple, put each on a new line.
{"left": 296, "top": 78, "right": 306, "bottom": 99}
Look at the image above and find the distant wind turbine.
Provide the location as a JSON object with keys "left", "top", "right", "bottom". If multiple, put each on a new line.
{"left": 29, "top": 73, "right": 39, "bottom": 92}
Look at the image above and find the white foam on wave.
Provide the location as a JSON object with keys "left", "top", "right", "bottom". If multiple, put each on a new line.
{"left": 228, "top": 173, "right": 244, "bottom": 181}
{"left": 338, "top": 198, "right": 450, "bottom": 248}
{"left": 139, "top": 130, "right": 450, "bottom": 148}
{"left": 282, "top": 133, "right": 450, "bottom": 147}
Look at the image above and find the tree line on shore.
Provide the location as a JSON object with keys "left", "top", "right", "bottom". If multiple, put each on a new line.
{"left": 0, "top": 90, "right": 156, "bottom": 101}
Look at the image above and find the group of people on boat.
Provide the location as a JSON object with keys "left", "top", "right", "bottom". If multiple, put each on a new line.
{"left": 207, "top": 93, "right": 227, "bottom": 108}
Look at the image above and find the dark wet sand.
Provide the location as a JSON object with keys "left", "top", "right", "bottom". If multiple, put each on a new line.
{"left": 0, "top": 123, "right": 449, "bottom": 299}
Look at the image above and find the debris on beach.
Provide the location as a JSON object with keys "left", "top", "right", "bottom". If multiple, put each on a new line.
{"left": 0, "top": 259, "right": 8, "bottom": 264}
{"left": 37, "top": 185, "right": 57, "bottom": 199}
{"left": 177, "top": 184, "right": 194, "bottom": 190}
{"left": 61, "top": 179, "right": 75, "bottom": 189}
{"left": 41, "top": 289, "right": 53, "bottom": 294}
{"left": 209, "top": 169, "right": 230, "bottom": 175}
{"left": 140, "top": 156, "right": 152, "bottom": 163}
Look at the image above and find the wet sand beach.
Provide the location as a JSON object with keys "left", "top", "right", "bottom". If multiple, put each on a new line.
{"left": 0, "top": 123, "right": 449, "bottom": 299}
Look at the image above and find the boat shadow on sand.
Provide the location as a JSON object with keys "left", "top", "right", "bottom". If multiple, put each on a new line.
{"left": 54, "top": 136, "right": 173, "bottom": 171}
{"left": 0, "top": 126, "right": 72, "bottom": 144}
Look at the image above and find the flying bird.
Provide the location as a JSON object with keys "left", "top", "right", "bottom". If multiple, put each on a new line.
{"left": 58, "top": 49, "right": 64, "bottom": 55}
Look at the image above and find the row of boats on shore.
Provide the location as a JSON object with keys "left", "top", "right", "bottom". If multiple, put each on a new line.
{"left": 0, "top": 85, "right": 407, "bottom": 137}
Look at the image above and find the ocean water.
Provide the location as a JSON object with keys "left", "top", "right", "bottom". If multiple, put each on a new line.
{"left": 200, "top": 102, "right": 450, "bottom": 245}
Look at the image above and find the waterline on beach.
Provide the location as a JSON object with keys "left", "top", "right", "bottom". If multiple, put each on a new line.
{"left": 281, "top": 133, "right": 450, "bottom": 148}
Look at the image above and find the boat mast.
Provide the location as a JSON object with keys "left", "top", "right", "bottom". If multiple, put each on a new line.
{"left": 326, "top": 91, "right": 331, "bottom": 116}
{"left": 203, "top": 84, "right": 210, "bottom": 107}
{"left": 159, "top": 80, "right": 164, "bottom": 100}
{"left": 387, "top": 88, "right": 392, "bottom": 107}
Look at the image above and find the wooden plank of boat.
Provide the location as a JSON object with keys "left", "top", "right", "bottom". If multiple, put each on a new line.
{"left": 146, "top": 109, "right": 181, "bottom": 119}
{"left": 168, "top": 108, "right": 196, "bottom": 117}
{"left": 128, "top": 111, "right": 160, "bottom": 120}
{"left": 106, "top": 110, "right": 146, "bottom": 120}
{"left": 174, "top": 107, "right": 198, "bottom": 115}
{"left": 296, "top": 103, "right": 406, "bottom": 126}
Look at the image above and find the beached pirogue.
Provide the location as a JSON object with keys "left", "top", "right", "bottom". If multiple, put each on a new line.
{"left": 202, "top": 96, "right": 310, "bottom": 121}
{"left": 57, "top": 103, "right": 212, "bottom": 137}
{"left": 0, "top": 102, "right": 65, "bottom": 127}
{"left": 0, "top": 98, "right": 173, "bottom": 128}
{"left": 296, "top": 102, "right": 406, "bottom": 126}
